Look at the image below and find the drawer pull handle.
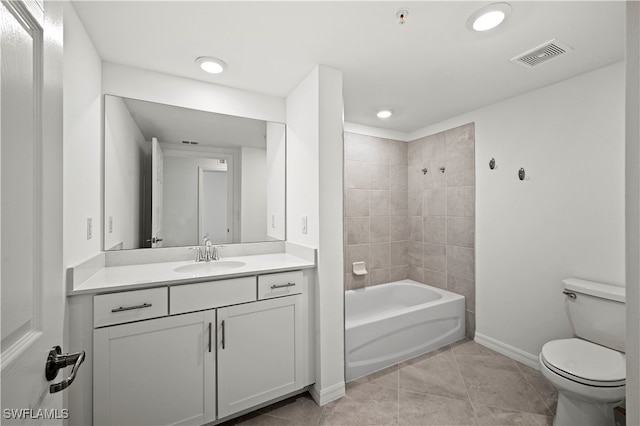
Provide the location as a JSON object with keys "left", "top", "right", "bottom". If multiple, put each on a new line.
{"left": 208, "top": 322, "right": 212, "bottom": 353}
{"left": 111, "top": 303, "right": 152, "bottom": 313}
{"left": 270, "top": 282, "right": 296, "bottom": 290}
{"left": 221, "top": 320, "right": 226, "bottom": 350}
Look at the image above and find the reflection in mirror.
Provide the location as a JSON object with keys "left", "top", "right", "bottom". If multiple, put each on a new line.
{"left": 103, "top": 95, "right": 286, "bottom": 250}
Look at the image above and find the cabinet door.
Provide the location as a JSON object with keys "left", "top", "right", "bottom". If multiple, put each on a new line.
{"left": 94, "top": 311, "right": 216, "bottom": 426}
{"left": 217, "top": 295, "right": 303, "bottom": 419}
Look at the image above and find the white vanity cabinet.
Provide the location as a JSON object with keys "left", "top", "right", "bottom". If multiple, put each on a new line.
{"left": 217, "top": 294, "right": 303, "bottom": 418}
{"left": 93, "top": 311, "right": 216, "bottom": 426}
{"left": 92, "top": 270, "right": 306, "bottom": 426}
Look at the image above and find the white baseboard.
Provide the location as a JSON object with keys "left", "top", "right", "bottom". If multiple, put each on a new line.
{"left": 474, "top": 333, "right": 539, "bottom": 370}
{"left": 309, "top": 381, "right": 346, "bottom": 406}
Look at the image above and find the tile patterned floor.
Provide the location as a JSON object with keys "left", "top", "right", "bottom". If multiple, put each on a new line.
{"left": 223, "top": 340, "right": 558, "bottom": 426}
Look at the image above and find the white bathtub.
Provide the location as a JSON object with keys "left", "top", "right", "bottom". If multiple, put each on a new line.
{"left": 345, "top": 279, "right": 465, "bottom": 382}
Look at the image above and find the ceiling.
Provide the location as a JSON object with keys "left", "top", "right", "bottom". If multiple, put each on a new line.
{"left": 73, "top": 1, "right": 625, "bottom": 134}
{"left": 119, "top": 96, "right": 268, "bottom": 148}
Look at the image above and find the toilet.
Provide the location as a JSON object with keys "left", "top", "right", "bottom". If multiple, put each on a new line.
{"left": 539, "top": 278, "right": 626, "bottom": 426}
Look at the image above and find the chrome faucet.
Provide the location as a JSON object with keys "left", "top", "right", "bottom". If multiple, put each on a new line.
{"left": 192, "top": 236, "right": 219, "bottom": 262}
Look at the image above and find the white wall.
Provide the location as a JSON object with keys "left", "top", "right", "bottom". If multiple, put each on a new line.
{"left": 316, "top": 66, "right": 346, "bottom": 399}
{"left": 240, "top": 147, "right": 267, "bottom": 241}
{"left": 62, "top": 4, "right": 102, "bottom": 425}
{"left": 287, "top": 69, "right": 320, "bottom": 247}
{"left": 626, "top": 2, "right": 640, "bottom": 423}
{"left": 102, "top": 62, "right": 285, "bottom": 123}
{"left": 286, "top": 65, "right": 345, "bottom": 404}
{"left": 63, "top": 2, "right": 102, "bottom": 265}
{"left": 410, "top": 62, "right": 625, "bottom": 364}
{"left": 103, "top": 96, "right": 146, "bottom": 250}
{"left": 266, "top": 122, "right": 286, "bottom": 240}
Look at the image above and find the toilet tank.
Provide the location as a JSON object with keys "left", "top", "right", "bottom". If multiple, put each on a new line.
{"left": 563, "top": 278, "right": 626, "bottom": 352}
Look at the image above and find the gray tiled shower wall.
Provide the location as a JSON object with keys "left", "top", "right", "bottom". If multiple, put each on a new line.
{"left": 344, "top": 123, "right": 476, "bottom": 338}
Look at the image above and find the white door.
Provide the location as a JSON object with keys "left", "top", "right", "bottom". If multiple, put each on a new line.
{"left": 1, "top": 0, "right": 71, "bottom": 423}
{"left": 151, "top": 137, "right": 164, "bottom": 247}
{"left": 198, "top": 167, "right": 230, "bottom": 244}
{"left": 217, "top": 295, "right": 303, "bottom": 419}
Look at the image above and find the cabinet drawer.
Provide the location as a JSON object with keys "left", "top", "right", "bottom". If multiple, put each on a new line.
{"left": 257, "top": 271, "right": 303, "bottom": 300}
{"left": 94, "top": 287, "right": 168, "bottom": 328}
{"left": 170, "top": 276, "right": 256, "bottom": 315}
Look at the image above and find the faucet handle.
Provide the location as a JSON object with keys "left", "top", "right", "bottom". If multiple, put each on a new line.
{"left": 203, "top": 235, "right": 212, "bottom": 246}
{"left": 190, "top": 246, "right": 204, "bottom": 262}
{"left": 212, "top": 246, "right": 221, "bottom": 261}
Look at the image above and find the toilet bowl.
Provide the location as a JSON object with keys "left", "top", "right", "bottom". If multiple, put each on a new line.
{"left": 539, "top": 278, "right": 625, "bottom": 426}
{"left": 539, "top": 338, "right": 625, "bottom": 426}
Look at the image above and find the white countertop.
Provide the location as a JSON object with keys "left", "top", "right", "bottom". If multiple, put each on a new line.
{"left": 69, "top": 253, "right": 315, "bottom": 295}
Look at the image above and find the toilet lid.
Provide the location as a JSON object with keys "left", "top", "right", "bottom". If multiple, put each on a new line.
{"left": 541, "top": 338, "right": 626, "bottom": 387}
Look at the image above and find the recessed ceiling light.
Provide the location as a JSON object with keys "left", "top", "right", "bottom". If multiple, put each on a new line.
{"left": 467, "top": 3, "right": 511, "bottom": 32}
{"left": 195, "top": 56, "right": 227, "bottom": 74}
{"left": 376, "top": 109, "right": 394, "bottom": 119}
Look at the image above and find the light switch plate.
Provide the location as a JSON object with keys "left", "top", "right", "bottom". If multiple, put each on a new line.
{"left": 87, "top": 218, "right": 93, "bottom": 240}
{"left": 301, "top": 216, "right": 308, "bottom": 234}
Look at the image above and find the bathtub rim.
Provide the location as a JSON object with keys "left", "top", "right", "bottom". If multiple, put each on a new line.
{"left": 345, "top": 279, "right": 465, "bottom": 329}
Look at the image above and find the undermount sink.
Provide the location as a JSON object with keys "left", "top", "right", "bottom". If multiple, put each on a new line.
{"left": 174, "top": 261, "right": 246, "bottom": 274}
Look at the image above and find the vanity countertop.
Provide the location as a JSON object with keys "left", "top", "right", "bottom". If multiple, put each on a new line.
{"left": 69, "top": 252, "right": 315, "bottom": 295}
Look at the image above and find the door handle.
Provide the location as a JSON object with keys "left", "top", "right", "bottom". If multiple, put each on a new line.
{"left": 45, "top": 346, "right": 85, "bottom": 393}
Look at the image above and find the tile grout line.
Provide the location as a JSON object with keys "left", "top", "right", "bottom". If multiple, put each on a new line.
{"left": 317, "top": 397, "right": 324, "bottom": 426}
{"left": 450, "top": 342, "right": 481, "bottom": 426}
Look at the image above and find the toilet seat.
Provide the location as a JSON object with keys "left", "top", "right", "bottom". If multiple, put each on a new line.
{"left": 541, "top": 338, "right": 625, "bottom": 387}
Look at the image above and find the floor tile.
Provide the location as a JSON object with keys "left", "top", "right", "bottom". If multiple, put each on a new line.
{"left": 352, "top": 364, "right": 399, "bottom": 390}
{"left": 258, "top": 393, "right": 323, "bottom": 425}
{"left": 473, "top": 403, "right": 553, "bottom": 425}
{"left": 236, "top": 412, "right": 298, "bottom": 425}
{"left": 399, "top": 346, "right": 469, "bottom": 401}
{"left": 515, "top": 362, "right": 559, "bottom": 415}
{"left": 227, "top": 339, "right": 558, "bottom": 426}
{"left": 450, "top": 339, "right": 496, "bottom": 356}
{"left": 399, "top": 390, "right": 477, "bottom": 425}
{"left": 319, "top": 381, "right": 399, "bottom": 425}
{"left": 457, "top": 363, "right": 552, "bottom": 416}
{"left": 452, "top": 342, "right": 520, "bottom": 372}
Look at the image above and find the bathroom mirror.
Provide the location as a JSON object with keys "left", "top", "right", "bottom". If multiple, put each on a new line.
{"left": 103, "top": 95, "right": 286, "bottom": 250}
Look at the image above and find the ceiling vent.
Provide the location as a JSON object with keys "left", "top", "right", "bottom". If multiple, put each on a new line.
{"left": 511, "top": 39, "right": 572, "bottom": 68}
